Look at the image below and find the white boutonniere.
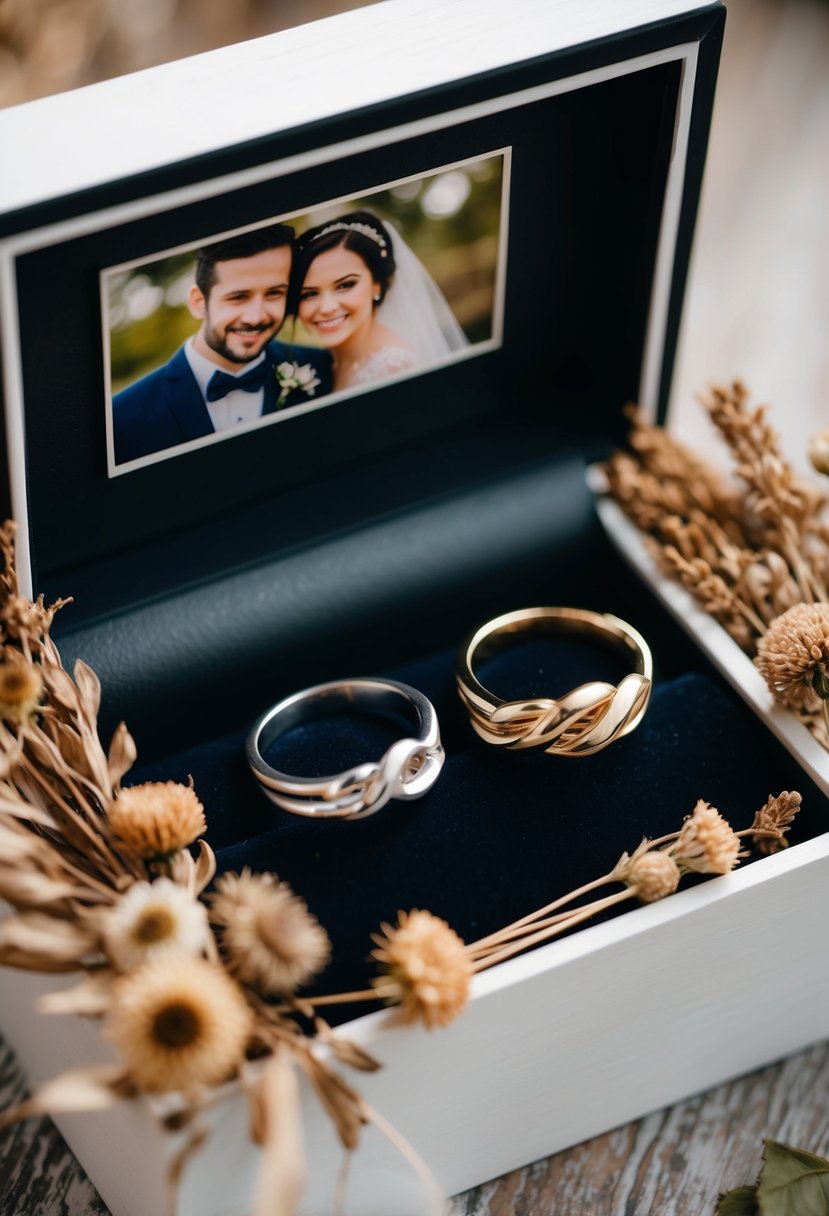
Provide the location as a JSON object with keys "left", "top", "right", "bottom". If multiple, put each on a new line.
{"left": 275, "top": 361, "right": 322, "bottom": 407}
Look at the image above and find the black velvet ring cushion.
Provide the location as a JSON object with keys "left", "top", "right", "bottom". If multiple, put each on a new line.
{"left": 129, "top": 627, "right": 803, "bottom": 1024}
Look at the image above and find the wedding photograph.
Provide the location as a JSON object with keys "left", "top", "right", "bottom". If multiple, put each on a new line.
{"left": 105, "top": 150, "right": 507, "bottom": 473}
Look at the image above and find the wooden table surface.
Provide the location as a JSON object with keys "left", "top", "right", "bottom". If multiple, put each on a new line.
{"left": 2, "top": 0, "right": 828, "bottom": 1212}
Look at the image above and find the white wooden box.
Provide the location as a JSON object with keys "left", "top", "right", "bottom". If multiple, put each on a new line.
{"left": 5, "top": 3, "right": 826, "bottom": 1215}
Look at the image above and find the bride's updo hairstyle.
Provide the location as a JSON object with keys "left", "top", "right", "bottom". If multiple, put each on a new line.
{"left": 289, "top": 210, "right": 397, "bottom": 313}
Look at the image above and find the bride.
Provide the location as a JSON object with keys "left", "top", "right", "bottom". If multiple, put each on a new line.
{"left": 291, "top": 209, "right": 468, "bottom": 392}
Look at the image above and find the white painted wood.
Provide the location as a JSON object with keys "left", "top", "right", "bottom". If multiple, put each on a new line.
{"left": 3, "top": 836, "right": 829, "bottom": 1214}
{"left": 0, "top": 0, "right": 712, "bottom": 217}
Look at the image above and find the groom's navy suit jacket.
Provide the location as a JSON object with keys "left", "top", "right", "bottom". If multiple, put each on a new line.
{"left": 113, "top": 340, "right": 332, "bottom": 465}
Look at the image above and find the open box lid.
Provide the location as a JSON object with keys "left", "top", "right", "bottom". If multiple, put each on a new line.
{"left": 0, "top": 0, "right": 725, "bottom": 754}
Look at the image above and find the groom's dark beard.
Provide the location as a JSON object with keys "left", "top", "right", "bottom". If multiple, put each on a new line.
{"left": 204, "top": 322, "right": 276, "bottom": 364}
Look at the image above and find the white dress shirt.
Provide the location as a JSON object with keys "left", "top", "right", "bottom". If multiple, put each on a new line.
{"left": 184, "top": 340, "right": 266, "bottom": 432}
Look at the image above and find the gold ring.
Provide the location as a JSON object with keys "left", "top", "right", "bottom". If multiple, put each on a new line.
{"left": 456, "top": 607, "right": 653, "bottom": 757}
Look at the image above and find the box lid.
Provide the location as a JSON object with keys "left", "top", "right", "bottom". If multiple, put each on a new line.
{"left": 0, "top": 0, "right": 725, "bottom": 751}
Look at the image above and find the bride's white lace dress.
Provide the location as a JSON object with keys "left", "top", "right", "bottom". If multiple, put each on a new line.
{"left": 350, "top": 345, "right": 418, "bottom": 386}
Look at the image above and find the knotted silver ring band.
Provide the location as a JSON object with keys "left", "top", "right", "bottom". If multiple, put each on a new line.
{"left": 246, "top": 678, "right": 445, "bottom": 820}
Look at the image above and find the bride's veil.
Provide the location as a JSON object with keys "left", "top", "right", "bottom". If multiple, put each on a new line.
{"left": 376, "top": 224, "right": 469, "bottom": 363}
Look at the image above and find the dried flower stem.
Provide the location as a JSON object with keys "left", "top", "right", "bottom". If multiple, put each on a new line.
{"left": 471, "top": 890, "right": 636, "bottom": 973}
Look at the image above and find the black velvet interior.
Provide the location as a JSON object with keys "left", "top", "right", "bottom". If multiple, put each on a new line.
{"left": 130, "top": 625, "right": 821, "bottom": 1026}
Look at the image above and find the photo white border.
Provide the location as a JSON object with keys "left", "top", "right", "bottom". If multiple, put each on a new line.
{"left": 0, "top": 41, "right": 699, "bottom": 595}
{"left": 101, "top": 148, "right": 511, "bottom": 478}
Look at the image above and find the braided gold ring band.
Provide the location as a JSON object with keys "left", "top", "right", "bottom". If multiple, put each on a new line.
{"left": 456, "top": 607, "right": 653, "bottom": 757}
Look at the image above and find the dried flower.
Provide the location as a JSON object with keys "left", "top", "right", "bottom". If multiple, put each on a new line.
{"left": 809, "top": 429, "right": 829, "bottom": 477}
{"left": 106, "top": 956, "right": 250, "bottom": 1092}
{"left": 371, "top": 909, "right": 471, "bottom": 1029}
{"left": 211, "top": 870, "right": 330, "bottom": 996}
{"left": 107, "top": 781, "right": 206, "bottom": 859}
{"left": 755, "top": 602, "right": 829, "bottom": 708}
{"left": 672, "top": 800, "right": 742, "bottom": 875}
{"left": 0, "top": 659, "right": 42, "bottom": 724}
{"left": 625, "top": 849, "right": 681, "bottom": 902}
{"left": 749, "top": 790, "right": 801, "bottom": 855}
{"left": 103, "top": 878, "right": 210, "bottom": 971}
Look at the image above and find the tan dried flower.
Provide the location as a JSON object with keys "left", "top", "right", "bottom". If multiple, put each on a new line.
{"left": 755, "top": 603, "right": 829, "bottom": 709}
{"left": 211, "top": 870, "right": 330, "bottom": 996}
{"left": 625, "top": 849, "right": 681, "bottom": 902}
{"left": 808, "top": 429, "right": 829, "bottom": 477}
{"left": 0, "top": 659, "right": 42, "bottom": 724}
{"left": 106, "top": 955, "right": 250, "bottom": 1092}
{"left": 672, "top": 800, "right": 741, "bottom": 876}
{"left": 103, "top": 877, "right": 210, "bottom": 971}
{"left": 371, "top": 909, "right": 471, "bottom": 1029}
{"left": 750, "top": 790, "right": 801, "bottom": 855}
{"left": 108, "top": 782, "right": 206, "bottom": 859}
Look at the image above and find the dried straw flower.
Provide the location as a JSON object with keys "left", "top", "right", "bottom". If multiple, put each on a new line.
{"left": 211, "top": 870, "right": 330, "bottom": 996}
{"left": 754, "top": 602, "right": 829, "bottom": 709}
{"left": 750, "top": 790, "right": 801, "bottom": 855}
{"left": 808, "top": 429, "right": 829, "bottom": 477}
{"left": 108, "top": 781, "right": 206, "bottom": 860}
{"left": 672, "top": 800, "right": 741, "bottom": 876}
{"left": 371, "top": 909, "right": 471, "bottom": 1029}
{"left": 0, "top": 659, "right": 42, "bottom": 724}
{"left": 107, "top": 955, "right": 250, "bottom": 1093}
{"left": 103, "top": 877, "right": 210, "bottom": 972}
{"left": 625, "top": 849, "right": 681, "bottom": 903}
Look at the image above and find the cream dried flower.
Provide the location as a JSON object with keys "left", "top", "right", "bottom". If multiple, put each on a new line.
{"left": 103, "top": 878, "right": 210, "bottom": 972}
{"left": 625, "top": 849, "right": 681, "bottom": 903}
{"left": 211, "top": 870, "right": 330, "bottom": 996}
{"left": 108, "top": 782, "right": 206, "bottom": 859}
{"left": 371, "top": 909, "right": 471, "bottom": 1030}
{"left": 672, "top": 800, "right": 741, "bottom": 875}
{"left": 750, "top": 790, "right": 801, "bottom": 855}
{"left": 755, "top": 602, "right": 829, "bottom": 709}
{"left": 0, "top": 660, "right": 42, "bottom": 724}
{"left": 106, "top": 955, "right": 250, "bottom": 1092}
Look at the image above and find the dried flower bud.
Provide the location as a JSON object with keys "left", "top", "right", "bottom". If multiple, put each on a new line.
{"left": 0, "top": 660, "right": 42, "bottom": 724}
{"left": 672, "top": 800, "right": 742, "bottom": 876}
{"left": 755, "top": 603, "right": 829, "bottom": 709}
{"left": 749, "top": 790, "right": 802, "bottom": 855}
{"left": 626, "top": 850, "right": 681, "bottom": 902}
{"left": 808, "top": 429, "right": 829, "bottom": 476}
{"left": 108, "top": 781, "right": 206, "bottom": 860}
{"left": 211, "top": 869, "right": 330, "bottom": 996}
{"left": 107, "top": 956, "right": 250, "bottom": 1092}
{"left": 371, "top": 909, "right": 471, "bottom": 1030}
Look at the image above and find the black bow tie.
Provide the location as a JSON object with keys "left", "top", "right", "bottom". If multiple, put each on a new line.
{"left": 206, "top": 362, "right": 267, "bottom": 402}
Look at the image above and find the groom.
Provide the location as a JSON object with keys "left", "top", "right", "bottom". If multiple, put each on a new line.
{"left": 112, "top": 223, "right": 331, "bottom": 465}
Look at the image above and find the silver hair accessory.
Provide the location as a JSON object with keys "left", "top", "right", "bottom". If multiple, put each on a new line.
{"left": 246, "top": 678, "right": 444, "bottom": 819}
{"left": 313, "top": 221, "right": 389, "bottom": 256}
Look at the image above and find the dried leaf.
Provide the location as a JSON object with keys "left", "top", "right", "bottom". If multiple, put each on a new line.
{"left": 757, "top": 1140, "right": 829, "bottom": 1216}
{"left": 0, "top": 1064, "right": 130, "bottom": 1130}
{"left": 43, "top": 718, "right": 94, "bottom": 779}
{"left": 716, "top": 1186, "right": 759, "bottom": 1214}
{"left": 0, "top": 867, "right": 87, "bottom": 909}
{"left": 73, "top": 659, "right": 102, "bottom": 723}
{"left": 315, "top": 1019, "right": 382, "bottom": 1073}
{"left": 193, "top": 840, "right": 217, "bottom": 895}
{"left": 0, "top": 910, "right": 97, "bottom": 969}
{"left": 251, "top": 1055, "right": 305, "bottom": 1216}
{"left": 107, "top": 721, "right": 137, "bottom": 788}
{"left": 41, "top": 664, "right": 81, "bottom": 713}
{"left": 37, "top": 971, "right": 114, "bottom": 1017}
{"left": 301, "top": 1052, "right": 366, "bottom": 1151}
{"left": 166, "top": 1121, "right": 211, "bottom": 1216}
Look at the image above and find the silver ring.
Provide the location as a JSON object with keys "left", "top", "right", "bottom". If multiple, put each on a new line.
{"left": 246, "top": 678, "right": 445, "bottom": 820}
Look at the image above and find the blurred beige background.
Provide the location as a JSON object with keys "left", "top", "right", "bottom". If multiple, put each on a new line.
{"left": 1, "top": 0, "right": 826, "bottom": 468}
